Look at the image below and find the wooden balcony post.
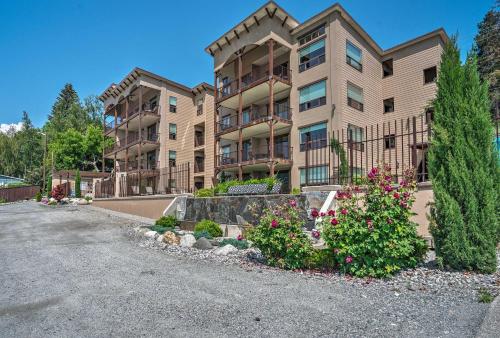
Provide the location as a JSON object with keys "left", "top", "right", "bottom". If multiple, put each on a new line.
{"left": 138, "top": 86, "right": 143, "bottom": 192}
{"left": 102, "top": 111, "right": 105, "bottom": 173}
{"left": 213, "top": 71, "right": 219, "bottom": 182}
{"left": 268, "top": 39, "right": 275, "bottom": 176}
{"left": 125, "top": 97, "right": 129, "bottom": 172}
{"left": 238, "top": 52, "right": 243, "bottom": 180}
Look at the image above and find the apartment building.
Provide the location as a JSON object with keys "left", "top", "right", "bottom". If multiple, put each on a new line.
{"left": 100, "top": 68, "right": 214, "bottom": 196}
{"left": 206, "top": 1, "right": 447, "bottom": 190}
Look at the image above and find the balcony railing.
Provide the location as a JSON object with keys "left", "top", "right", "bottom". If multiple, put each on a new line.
{"left": 217, "top": 144, "right": 292, "bottom": 167}
{"left": 216, "top": 65, "right": 291, "bottom": 101}
{"left": 105, "top": 133, "right": 159, "bottom": 154}
{"left": 217, "top": 151, "right": 238, "bottom": 166}
{"left": 217, "top": 115, "right": 239, "bottom": 133}
{"left": 117, "top": 160, "right": 159, "bottom": 172}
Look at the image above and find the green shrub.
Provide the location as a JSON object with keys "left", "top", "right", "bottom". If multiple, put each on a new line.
{"left": 194, "top": 219, "right": 222, "bottom": 238}
{"left": 0, "top": 197, "right": 7, "bottom": 204}
{"left": 194, "top": 188, "right": 214, "bottom": 197}
{"left": 194, "top": 230, "right": 213, "bottom": 240}
{"left": 84, "top": 196, "right": 92, "bottom": 202}
{"left": 213, "top": 176, "right": 280, "bottom": 194}
{"left": 428, "top": 40, "right": 498, "bottom": 273}
{"left": 478, "top": 288, "right": 494, "bottom": 303}
{"left": 35, "top": 192, "right": 42, "bottom": 202}
{"left": 74, "top": 169, "right": 81, "bottom": 198}
{"left": 219, "top": 238, "right": 249, "bottom": 250}
{"left": 155, "top": 215, "right": 179, "bottom": 228}
{"left": 247, "top": 200, "right": 313, "bottom": 270}
{"left": 291, "top": 187, "right": 301, "bottom": 195}
{"left": 320, "top": 165, "right": 427, "bottom": 278}
{"left": 305, "top": 249, "right": 336, "bottom": 271}
{"left": 46, "top": 175, "right": 52, "bottom": 195}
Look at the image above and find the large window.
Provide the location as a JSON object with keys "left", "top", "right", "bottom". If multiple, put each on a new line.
{"left": 299, "top": 122, "right": 327, "bottom": 151}
{"left": 348, "top": 124, "right": 364, "bottom": 151}
{"left": 298, "top": 39, "right": 325, "bottom": 72}
{"left": 169, "top": 150, "right": 176, "bottom": 167}
{"left": 298, "top": 25, "right": 326, "bottom": 46}
{"left": 300, "top": 165, "right": 329, "bottom": 185}
{"left": 169, "top": 96, "right": 177, "bottom": 113}
{"left": 346, "top": 40, "right": 362, "bottom": 71}
{"left": 169, "top": 123, "right": 177, "bottom": 140}
{"left": 299, "top": 80, "right": 326, "bottom": 112}
{"left": 347, "top": 83, "right": 364, "bottom": 111}
{"left": 384, "top": 134, "right": 396, "bottom": 149}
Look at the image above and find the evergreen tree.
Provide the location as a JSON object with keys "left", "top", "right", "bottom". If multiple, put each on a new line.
{"left": 474, "top": 7, "right": 500, "bottom": 118}
{"left": 46, "top": 173, "right": 52, "bottom": 195}
{"left": 74, "top": 169, "right": 81, "bottom": 198}
{"left": 429, "top": 38, "right": 499, "bottom": 273}
{"left": 16, "top": 111, "right": 43, "bottom": 183}
{"left": 45, "top": 84, "right": 87, "bottom": 136}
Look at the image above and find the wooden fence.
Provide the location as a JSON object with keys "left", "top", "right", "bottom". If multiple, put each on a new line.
{"left": 0, "top": 185, "right": 40, "bottom": 202}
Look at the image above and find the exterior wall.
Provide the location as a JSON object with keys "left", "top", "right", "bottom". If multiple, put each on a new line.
{"left": 92, "top": 196, "right": 175, "bottom": 220}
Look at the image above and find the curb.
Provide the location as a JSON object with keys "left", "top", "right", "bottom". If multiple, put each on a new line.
{"left": 476, "top": 296, "right": 500, "bottom": 338}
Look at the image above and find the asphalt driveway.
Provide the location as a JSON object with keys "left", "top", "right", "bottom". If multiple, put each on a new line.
{"left": 0, "top": 202, "right": 491, "bottom": 337}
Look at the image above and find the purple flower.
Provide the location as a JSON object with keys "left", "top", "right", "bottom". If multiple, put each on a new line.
{"left": 384, "top": 185, "right": 393, "bottom": 192}
{"left": 271, "top": 219, "right": 279, "bottom": 228}
{"left": 289, "top": 199, "right": 297, "bottom": 207}
{"left": 311, "top": 229, "right": 320, "bottom": 239}
{"left": 345, "top": 256, "right": 353, "bottom": 264}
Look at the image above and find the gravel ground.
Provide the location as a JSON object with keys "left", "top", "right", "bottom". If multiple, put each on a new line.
{"left": 0, "top": 201, "right": 498, "bottom": 337}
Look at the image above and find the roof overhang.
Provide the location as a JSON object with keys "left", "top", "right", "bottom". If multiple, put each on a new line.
{"left": 204, "top": 1, "right": 299, "bottom": 56}
{"left": 191, "top": 82, "right": 214, "bottom": 95}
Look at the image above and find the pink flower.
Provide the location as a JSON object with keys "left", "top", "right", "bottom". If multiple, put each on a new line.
{"left": 366, "top": 219, "right": 372, "bottom": 226}
{"left": 310, "top": 208, "right": 319, "bottom": 218}
{"left": 341, "top": 208, "right": 348, "bottom": 215}
{"left": 327, "top": 210, "right": 335, "bottom": 216}
{"left": 403, "top": 192, "right": 410, "bottom": 199}
{"left": 387, "top": 218, "right": 393, "bottom": 224}
{"left": 289, "top": 199, "right": 297, "bottom": 207}
{"left": 393, "top": 192, "right": 400, "bottom": 199}
{"left": 271, "top": 219, "right": 279, "bottom": 228}
{"left": 331, "top": 218, "right": 339, "bottom": 225}
{"left": 320, "top": 212, "right": 326, "bottom": 217}
{"left": 333, "top": 248, "right": 340, "bottom": 254}
{"left": 384, "top": 185, "right": 392, "bottom": 192}
{"left": 237, "top": 234, "right": 243, "bottom": 241}
{"left": 345, "top": 256, "right": 353, "bottom": 264}
{"left": 311, "top": 229, "right": 320, "bottom": 239}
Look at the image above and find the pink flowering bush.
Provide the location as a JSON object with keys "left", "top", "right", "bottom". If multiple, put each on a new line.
{"left": 320, "top": 165, "right": 427, "bottom": 277}
{"left": 247, "top": 200, "right": 313, "bottom": 270}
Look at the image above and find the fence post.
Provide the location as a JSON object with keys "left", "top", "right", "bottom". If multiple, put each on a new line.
{"left": 305, "top": 132, "right": 310, "bottom": 186}
{"left": 412, "top": 116, "right": 417, "bottom": 168}
{"left": 348, "top": 129, "right": 353, "bottom": 184}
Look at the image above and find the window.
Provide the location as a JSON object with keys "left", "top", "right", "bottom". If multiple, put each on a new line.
{"left": 346, "top": 41, "right": 362, "bottom": 71}
{"left": 221, "top": 115, "right": 232, "bottom": 130}
{"left": 220, "top": 145, "right": 232, "bottom": 165}
{"left": 168, "top": 150, "right": 176, "bottom": 167}
{"left": 299, "top": 165, "right": 328, "bottom": 185}
{"left": 348, "top": 124, "right": 364, "bottom": 151}
{"left": 299, "top": 122, "right": 327, "bottom": 151}
{"left": 298, "top": 39, "right": 325, "bottom": 72}
{"left": 384, "top": 134, "right": 396, "bottom": 149}
{"left": 169, "top": 96, "right": 177, "bottom": 113}
{"left": 383, "top": 98, "right": 395, "bottom": 113}
{"left": 382, "top": 59, "right": 393, "bottom": 77}
{"left": 299, "top": 80, "right": 326, "bottom": 112}
{"left": 169, "top": 123, "right": 177, "bottom": 140}
{"left": 425, "top": 107, "right": 434, "bottom": 124}
{"left": 147, "top": 124, "right": 157, "bottom": 141}
{"left": 197, "top": 98, "right": 203, "bottom": 115}
{"left": 347, "top": 83, "right": 364, "bottom": 111}
{"left": 298, "top": 25, "right": 326, "bottom": 46}
{"left": 424, "top": 66, "right": 437, "bottom": 84}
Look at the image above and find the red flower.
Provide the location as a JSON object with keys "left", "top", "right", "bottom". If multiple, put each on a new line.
{"left": 320, "top": 212, "right": 326, "bottom": 217}
{"left": 271, "top": 219, "right": 279, "bottom": 228}
{"left": 237, "top": 234, "right": 243, "bottom": 241}
{"left": 331, "top": 218, "right": 339, "bottom": 225}
{"left": 384, "top": 185, "right": 392, "bottom": 192}
{"left": 311, "top": 229, "right": 320, "bottom": 239}
{"left": 327, "top": 209, "right": 335, "bottom": 216}
{"left": 311, "top": 208, "right": 319, "bottom": 218}
{"left": 345, "top": 256, "right": 353, "bottom": 264}
{"left": 289, "top": 199, "right": 297, "bottom": 207}
{"left": 393, "top": 192, "right": 400, "bottom": 199}
{"left": 341, "top": 208, "right": 348, "bottom": 215}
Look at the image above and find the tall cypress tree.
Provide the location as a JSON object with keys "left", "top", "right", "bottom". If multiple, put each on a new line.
{"left": 429, "top": 38, "right": 498, "bottom": 273}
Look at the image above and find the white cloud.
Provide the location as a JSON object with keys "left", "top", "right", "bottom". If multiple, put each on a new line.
{"left": 0, "top": 122, "right": 23, "bottom": 133}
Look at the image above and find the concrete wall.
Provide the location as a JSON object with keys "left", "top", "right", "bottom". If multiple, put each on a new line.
{"left": 93, "top": 196, "right": 175, "bottom": 220}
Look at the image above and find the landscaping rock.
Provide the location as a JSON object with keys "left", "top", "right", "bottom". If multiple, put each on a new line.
{"left": 193, "top": 237, "right": 213, "bottom": 250}
{"left": 209, "top": 239, "right": 220, "bottom": 247}
{"left": 163, "top": 231, "right": 180, "bottom": 245}
{"left": 144, "top": 231, "right": 158, "bottom": 239}
{"left": 214, "top": 244, "right": 238, "bottom": 256}
{"left": 156, "top": 235, "right": 164, "bottom": 243}
{"left": 180, "top": 234, "right": 196, "bottom": 247}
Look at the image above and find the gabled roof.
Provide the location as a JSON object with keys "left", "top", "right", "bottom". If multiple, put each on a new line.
{"left": 99, "top": 67, "right": 196, "bottom": 101}
{"left": 204, "top": 1, "right": 300, "bottom": 56}
{"left": 191, "top": 82, "right": 215, "bottom": 96}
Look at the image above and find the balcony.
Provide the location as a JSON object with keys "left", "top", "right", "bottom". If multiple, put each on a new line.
{"left": 117, "top": 160, "right": 159, "bottom": 172}
{"left": 104, "top": 132, "right": 160, "bottom": 157}
{"left": 194, "top": 158, "right": 205, "bottom": 173}
{"left": 217, "top": 144, "right": 292, "bottom": 170}
{"left": 216, "top": 65, "right": 292, "bottom": 110}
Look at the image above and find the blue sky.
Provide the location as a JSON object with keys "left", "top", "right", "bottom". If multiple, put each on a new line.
{"left": 0, "top": 0, "right": 494, "bottom": 128}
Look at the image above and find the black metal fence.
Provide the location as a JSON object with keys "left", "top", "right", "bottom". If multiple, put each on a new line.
{"left": 118, "top": 171, "right": 159, "bottom": 197}
{"left": 162, "top": 162, "right": 192, "bottom": 194}
{"left": 303, "top": 115, "right": 432, "bottom": 186}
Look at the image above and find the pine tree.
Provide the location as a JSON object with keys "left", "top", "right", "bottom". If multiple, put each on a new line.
{"left": 475, "top": 7, "right": 500, "bottom": 118}
{"left": 46, "top": 174, "right": 52, "bottom": 195}
{"left": 429, "top": 38, "right": 499, "bottom": 273}
{"left": 45, "top": 84, "right": 87, "bottom": 136}
{"left": 75, "top": 169, "right": 81, "bottom": 198}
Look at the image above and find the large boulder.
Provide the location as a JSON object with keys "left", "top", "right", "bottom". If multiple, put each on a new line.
{"left": 144, "top": 231, "right": 158, "bottom": 239}
{"left": 180, "top": 234, "right": 196, "bottom": 247}
{"left": 163, "top": 231, "right": 180, "bottom": 245}
{"left": 193, "top": 237, "right": 213, "bottom": 250}
{"left": 156, "top": 235, "right": 165, "bottom": 243}
{"left": 214, "top": 244, "right": 238, "bottom": 256}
